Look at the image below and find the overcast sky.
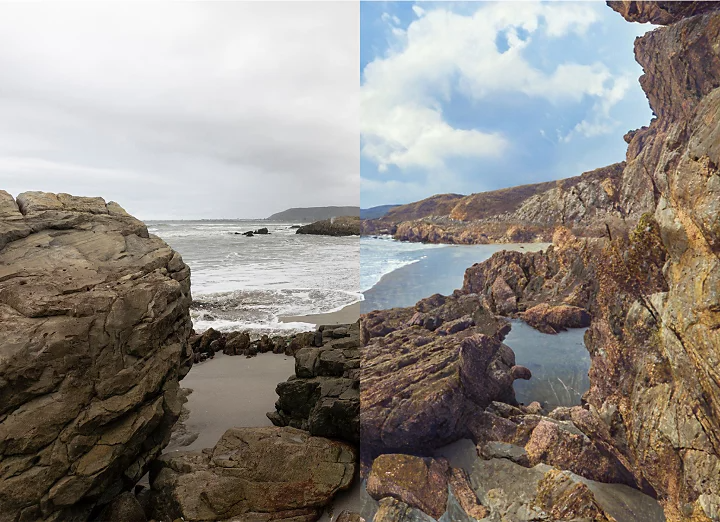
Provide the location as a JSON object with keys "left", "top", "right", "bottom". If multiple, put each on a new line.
{"left": 0, "top": 2, "right": 359, "bottom": 220}
{"left": 360, "top": 1, "right": 655, "bottom": 208}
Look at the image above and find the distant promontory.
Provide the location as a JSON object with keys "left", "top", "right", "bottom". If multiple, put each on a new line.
{"left": 267, "top": 206, "right": 359, "bottom": 222}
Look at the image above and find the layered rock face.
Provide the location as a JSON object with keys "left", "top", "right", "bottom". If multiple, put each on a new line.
{"left": 149, "top": 426, "right": 356, "bottom": 522}
{"left": 268, "top": 323, "right": 360, "bottom": 444}
{"left": 361, "top": 293, "right": 531, "bottom": 456}
{"left": 0, "top": 191, "right": 192, "bottom": 521}
{"left": 584, "top": 4, "right": 720, "bottom": 520}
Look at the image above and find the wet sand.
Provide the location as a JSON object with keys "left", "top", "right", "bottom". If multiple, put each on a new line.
{"left": 280, "top": 301, "right": 360, "bottom": 326}
{"left": 167, "top": 352, "right": 296, "bottom": 452}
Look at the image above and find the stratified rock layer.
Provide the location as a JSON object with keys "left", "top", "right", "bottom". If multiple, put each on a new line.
{"left": 583, "top": 7, "right": 720, "bottom": 519}
{"left": 361, "top": 293, "right": 528, "bottom": 455}
{"left": 148, "top": 426, "right": 356, "bottom": 522}
{"left": 361, "top": 162, "right": 631, "bottom": 244}
{"left": 0, "top": 191, "right": 192, "bottom": 522}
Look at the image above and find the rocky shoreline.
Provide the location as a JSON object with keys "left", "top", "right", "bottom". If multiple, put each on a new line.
{"left": 359, "top": 2, "right": 720, "bottom": 520}
{"left": 0, "top": 191, "right": 362, "bottom": 522}
{"left": 1, "top": 2, "right": 719, "bottom": 521}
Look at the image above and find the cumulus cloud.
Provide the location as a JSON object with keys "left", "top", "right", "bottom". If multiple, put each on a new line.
{"left": 0, "top": 2, "right": 359, "bottom": 219}
{"left": 361, "top": 2, "right": 630, "bottom": 173}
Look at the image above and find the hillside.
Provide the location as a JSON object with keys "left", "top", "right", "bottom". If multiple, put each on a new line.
{"left": 361, "top": 162, "right": 630, "bottom": 243}
{"left": 359, "top": 205, "right": 400, "bottom": 220}
{"left": 267, "top": 206, "right": 359, "bottom": 222}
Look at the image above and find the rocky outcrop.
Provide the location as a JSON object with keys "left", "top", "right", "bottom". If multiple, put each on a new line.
{"left": 607, "top": 1, "right": 720, "bottom": 25}
{"left": 148, "top": 426, "right": 356, "bottom": 521}
{"left": 268, "top": 323, "right": 360, "bottom": 444}
{"left": 296, "top": 216, "right": 360, "bottom": 236}
{"left": 0, "top": 191, "right": 193, "bottom": 521}
{"left": 459, "top": 228, "right": 599, "bottom": 331}
{"left": 361, "top": 293, "right": 530, "bottom": 456}
{"left": 578, "top": 6, "right": 720, "bottom": 519}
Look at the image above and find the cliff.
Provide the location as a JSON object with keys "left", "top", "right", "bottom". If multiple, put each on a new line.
{"left": 0, "top": 191, "right": 193, "bottom": 521}
{"left": 583, "top": 4, "right": 720, "bottom": 519}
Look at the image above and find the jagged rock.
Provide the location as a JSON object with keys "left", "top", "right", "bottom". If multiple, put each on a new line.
{"left": 580, "top": 6, "right": 720, "bottom": 519}
{"left": 607, "top": 1, "right": 720, "bottom": 24}
{"left": 372, "top": 498, "right": 435, "bottom": 522}
{"left": 148, "top": 427, "right": 356, "bottom": 522}
{"left": 268, "top": 322, "right": 360, "bottom": 444}
{"left": 366, "top": 455, "right": 449, "bottom": 519}
{"left": 361, "top": 299, "right": 527, "bottom": 455}
{"left": 518, "top": 303, "right": 591, "bottom": 334}
{"left": 461, "top": 228, "right": 600, "bottom": 318}
{"left": 0, "top": 191, "right": 192, "bottom": 522}
{"left": 435, "top": 440, "right": 666, "bottom": 522}
{"left": 296, "top": 216, "right": 360, "bottom": 236}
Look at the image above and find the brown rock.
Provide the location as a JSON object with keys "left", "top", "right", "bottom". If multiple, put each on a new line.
{"left": 97, "top": 491, "right": 147, "bottom": 522}
{"left": 148, "top": 427, "right": 356, "bottom": 522}
{"left": 606, "top": 1, "right": 720, "bottom": 25}
{"left": 518, "top": 303, "right": 591, "bottom": 334}
{"left": 0, "top": 192, "right": 192, "bottom": 521}
{"left": 366, "top": 454, "right": 448, "bottom": 519}
{"left": 447, "top": 467, "right": 489, "bottom": 520}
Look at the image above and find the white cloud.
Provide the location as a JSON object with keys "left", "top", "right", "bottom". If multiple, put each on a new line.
{"left": 412, "top": 5, "right": 426, "bottom": 18}
{"left": 361, "top": 2, "right": 630, "bottom": 172}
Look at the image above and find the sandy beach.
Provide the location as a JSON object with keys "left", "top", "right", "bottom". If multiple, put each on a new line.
{"left": 280, "top": 300, "right": 360, "bottom": 326}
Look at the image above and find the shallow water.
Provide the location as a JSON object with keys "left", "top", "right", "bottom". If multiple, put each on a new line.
{"left": 166, "top": 352, "right": 296, "bottom": 452}
{"left": 149, "top": 220, "right": 360, "bottom": 335}
{"left": 504, "top": 319, "right": 590, "bottom": 409}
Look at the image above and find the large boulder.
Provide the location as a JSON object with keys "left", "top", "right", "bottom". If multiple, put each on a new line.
{"left": 0, "top": 191, "right": 192, "bottom": 521}
{"left": 148, "top": 426, "right": 356, "bottom": 521}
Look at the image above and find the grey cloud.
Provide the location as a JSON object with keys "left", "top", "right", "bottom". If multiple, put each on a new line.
{"left": 0, "top": 2, "right": 359, "bottom": 219}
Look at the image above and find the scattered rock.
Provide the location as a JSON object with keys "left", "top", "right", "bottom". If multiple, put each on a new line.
{"left": 268, "top": 322, "right": 360, "bottom": 444}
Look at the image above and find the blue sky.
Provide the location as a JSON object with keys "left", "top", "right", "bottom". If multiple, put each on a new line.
{"left": 360, "top": 1, "right": 655, "bottom": 208}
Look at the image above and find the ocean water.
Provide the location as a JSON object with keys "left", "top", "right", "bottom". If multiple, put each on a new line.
{"left": 149, "top": 221, "right": 360, "bottom": 335}
{"left": 361, "top": 236, "right": 590, "bottom": 408}
{"left": 361, "top": 236, "right": 549, "bottom": 313}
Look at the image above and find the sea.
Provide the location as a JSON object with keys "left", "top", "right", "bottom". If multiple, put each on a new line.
{"left": 148, "top": 220, "right": 360, "bottom": 336}
{"left": 360, "top": 235, "right": 590, "bottom": 409}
